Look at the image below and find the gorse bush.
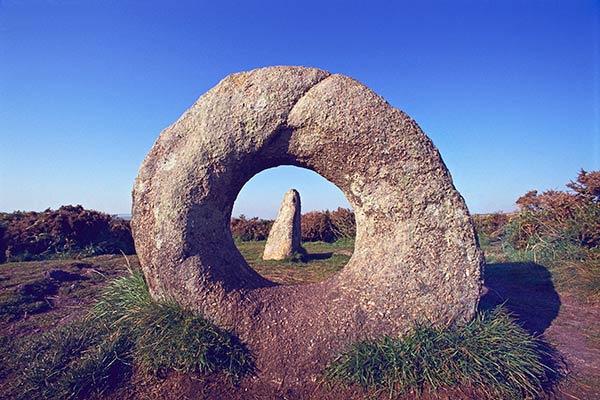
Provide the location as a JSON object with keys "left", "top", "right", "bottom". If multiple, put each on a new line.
{"left": 326, "top": 307, "right": 561, "bottom": 399}
{"left": 472, "top": 212, "right": 509, "bottom": 242}
{"left": 0, "top": 205, "right": 134, "bottom": 263}
{"left": 329, "top": 207, "right": 357, "bottom": 240}
{"left": 4, "top": 267, "right": 254, "bottom": 399}
{"left": 301, "top": 210, "right": 336, "bottom": 242}
{"left": 230, "top": 215, "right": 273, "bottom": 241}
{"left": 301, "top": 208, "right": 357, "bottom": 243}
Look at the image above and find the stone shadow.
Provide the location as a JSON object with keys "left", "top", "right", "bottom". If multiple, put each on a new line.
{"left": 479, "top": 262, "right": 561, "bottom": 335}
{"left": 301, "top": 252, "right": 333, "bottom": 262}
{"left": 289, "top": 249, "right": 334, "bottom": 263}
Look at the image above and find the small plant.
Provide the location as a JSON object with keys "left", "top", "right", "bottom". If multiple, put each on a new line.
{"left": 326, "top": 307, "right": 561, "bottom": 399}
{"left": 133, "top": 303, "right": 252, "bottom": 379}
{"left": 92, "top": 269, "right": 254, "bottom": 381}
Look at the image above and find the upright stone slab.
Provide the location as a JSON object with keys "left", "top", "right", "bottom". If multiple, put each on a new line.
{"left": 263, "top": 189, "right": 302, "bottom": 260}
{"left": 131, "top": 66, "right": 484, "bottom": 390}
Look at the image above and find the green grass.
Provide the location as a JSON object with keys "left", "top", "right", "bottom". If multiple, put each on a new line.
{"left": 236, "top": 239, "right": 354, "bottom": 284}
{"left": 2, "top": 267, "right": 254, "bottom": 399}
{"left": 5, "top": 318, "right": 133, "bottom": 400}
{"left": 1, "top": 241, "right": 571, "bottom": 399}
{"left": 325, "top": 307, "right": 561, "bottom": 399}
{"left": 93, "top": 268, "right": 254, "bottom": 379}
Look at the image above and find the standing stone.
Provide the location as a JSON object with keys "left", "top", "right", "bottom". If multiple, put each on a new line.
{"left": 263, "top": 189, "right": 302, "bottom": 260}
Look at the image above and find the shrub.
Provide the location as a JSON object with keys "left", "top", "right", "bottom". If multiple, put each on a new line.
{"left": 472, "top": 212, "right": 509, "bottom": 242}
{"left": 230, "top": 215, "right": 273, "bottom": 241}
{"left": 326, "top": 307, "right": 561, "bottom": 399}
{"left": 497, "top": 169, "right": 600, "bottom": 300}
{"left": 508, "top": 171, "right": 600, "bottom": 252}
{"left": 231, "top": 208, "right": 356, "bottom": 243}
{"left": 0, "top": 205, "right": 135, "bottom": 263}
{"left": 329, "top": 207, "right": 356, "bottom": 240}
{"left": 301, "top": 210, "right": 335, "bottom": 242}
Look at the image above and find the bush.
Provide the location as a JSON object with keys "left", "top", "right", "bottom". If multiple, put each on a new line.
{"left": 301, "top": 211, "right": 335, "bottom": 242}
{"left": 507, "top": 170, "right": 600, "bottom": 252}
{"left": 301, "top": 208, "right": 356, "bottom": 243}
{"left": 0, "top": 205, "right": 135, "bottom": 263}
{"left": 230, "top": 215, "right": 273, "bottom": 241}
{"left": 498, "top": 169, "right": 600, "bottom": 300}
{"left": 326, "top": 307, "right": 561, "bottom": 399}
{"left": 329, "top": 207, "right": 356, "bottom": 240}
{"left": 472, "top": 212, "right": 509, "bottom": 242}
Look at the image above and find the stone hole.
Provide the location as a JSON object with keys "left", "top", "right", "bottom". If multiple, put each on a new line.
{"left": 231, "top": 165, "right": 356, "bottom": 282}
{"left": 131, "top": 66, "right": 484, "bottom": 388}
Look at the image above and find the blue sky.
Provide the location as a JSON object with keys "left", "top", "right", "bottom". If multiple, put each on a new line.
{"left": 0, "top": 0, "right": 598, "bottom": 219}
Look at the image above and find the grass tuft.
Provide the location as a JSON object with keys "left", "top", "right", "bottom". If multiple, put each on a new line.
{"left": 4, "top": 268, "right": 254, "bottom": 399}
{"left": 133, "top": 303, "right": 253, "bottom": 379}
{"left": 90, "top": 269, "right": 254, "bottom": 381}
{"left": 325, "top": 307, "right": 562, "bottom": 399}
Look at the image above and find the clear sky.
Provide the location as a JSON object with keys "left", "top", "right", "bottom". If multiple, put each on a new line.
{"left": 0, "top": 0, "right": 598, "bottom": 219}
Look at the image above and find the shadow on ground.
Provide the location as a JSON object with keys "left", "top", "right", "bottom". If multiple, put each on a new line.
{"left": 479, "top": 262, "right": 561, "bottom": 335}
{"left": 301, "top": 252, "right": 333, "bottom": 262}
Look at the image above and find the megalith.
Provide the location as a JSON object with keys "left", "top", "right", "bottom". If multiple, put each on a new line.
{"left": 131, "top": 66, "right": 484, "bottom": 389}
{"left": 263, "top": 189, "right": 302, "bottom": 260}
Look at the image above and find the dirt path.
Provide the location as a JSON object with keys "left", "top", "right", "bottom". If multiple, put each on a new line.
{"left": 546, "top": 294, "right": 600, "bottom": 400}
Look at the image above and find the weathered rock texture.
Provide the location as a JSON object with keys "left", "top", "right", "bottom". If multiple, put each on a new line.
{"left": 263, "top": 189, "right": 302, "bottom": 260}
{"left": 131, "top": 66, "right": 484, "bottom": 391}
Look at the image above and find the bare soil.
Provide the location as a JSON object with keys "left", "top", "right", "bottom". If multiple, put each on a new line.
{"left": 1, "top": 248, "right": 599, "bottom": 399}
